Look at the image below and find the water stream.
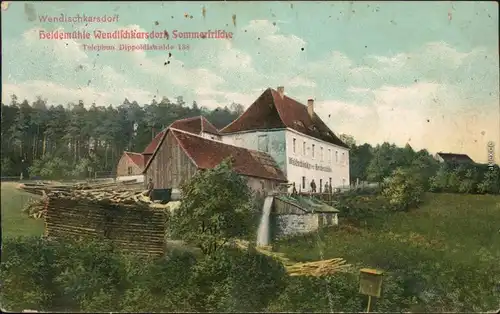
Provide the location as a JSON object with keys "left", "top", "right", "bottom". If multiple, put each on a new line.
{"left": 256, "top": 196, "right": 274, "bottom": 247}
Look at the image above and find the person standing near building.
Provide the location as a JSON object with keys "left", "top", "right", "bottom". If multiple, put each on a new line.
{"left": 310, "top": 179, "right": 317, "bottom": 193}
{"left": 146, "top": 178, "right": 154, "bottom": 197}
{"left": 324, "top": 181, "right": 329, "bottom": 194}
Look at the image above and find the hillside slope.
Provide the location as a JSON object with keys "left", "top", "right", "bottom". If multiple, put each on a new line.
{"left": 274, "top": 193, "right": 500, "bottom": 312}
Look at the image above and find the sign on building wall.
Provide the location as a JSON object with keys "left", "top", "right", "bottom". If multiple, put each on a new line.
{"left": 288, "top": 157, "right": 332, "bottom": 172}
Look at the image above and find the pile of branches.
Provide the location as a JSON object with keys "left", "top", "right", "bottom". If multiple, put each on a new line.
{"left": 234, "top": 240, "right": 353, "bottom": 277}
{"left": 21, "top": 193, "right": 49, "bottom": 220}
{"left": 286, "top": 258, "right": 352, "bottom": 277}
{"left": 18, "top": 181, "right": 154, "bottom": 206}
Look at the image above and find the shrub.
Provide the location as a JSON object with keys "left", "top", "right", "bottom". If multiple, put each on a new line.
{"left": 0, "top": 237, "right": 288, "bottom": 312}
{"left": 477, "top": 166, "right": 500, "bottom": 194}
{"left": 268, "top": 272, "right": 412, "bottom": 312}
{"left": 119, "top": 249, "right": 198, "bottom": 312}
{"left": 382, "top": 167, "right": 424, "bottom": 211}
{"left": 169, "top": 160, "right": 256, "bottom": 256}
{"left": 186, "top": 247, "right": 287, "bottom": 312}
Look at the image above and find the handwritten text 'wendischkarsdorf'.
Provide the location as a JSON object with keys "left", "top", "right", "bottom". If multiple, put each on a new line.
{"left": 39, "top": 14, "right": 119, "bottom": 23}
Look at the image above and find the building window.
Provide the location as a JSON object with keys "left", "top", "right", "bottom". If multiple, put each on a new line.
{"left": 320, "top": 147, "right": 324, "bottom": 161}
{"left": 342, "top": 152, "right": 345, "bottom": 164}
{"left": 328, "top": 149, "right": 331, "bottom": 161}
{"left": 303, "top": 141, "right": 306, "bottom": 156}
{"left": 335, "top": 151, "right": 338, "bottom": 163}
{"left": 312, "top": 144, "right": 315, "bottom": 158}
{"left": 127, "top": 166, "right": 133, "bottom": 175}
{"left": 258, "top": 135, "right": 269, "bottom": 153}
{"left": 302, "top": 176, "right": 306, "bottom": 189}
{"left": 292, "top": 138, "right": 296, "bottom": 154}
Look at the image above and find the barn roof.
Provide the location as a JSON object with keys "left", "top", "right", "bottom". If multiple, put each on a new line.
{"left": 143, "top": 130, "right": 167, "bottom": 155}
{"left": 171, "top": 116, "right": 220, "bottom": 135}
{"left": 220, "top": 88, "right": 348, "bottom": 148}
{"left": 142, "top": 116, "right": 219, "bottom": 155}
{"left": 436, "top": 152, "right": 474, "bottom": 163}
{"left": 172, "top": 130, "right": 287, "bottom": 182}
{"left": 143, "top": 128, "right": 287, "bottom": 182}
{"left": 124, "top": 152, "right": 144, "bottom": 168}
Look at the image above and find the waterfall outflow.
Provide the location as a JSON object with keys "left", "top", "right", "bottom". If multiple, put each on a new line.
{"left": 256, "top": 196, "right": 274, "bottom": 247}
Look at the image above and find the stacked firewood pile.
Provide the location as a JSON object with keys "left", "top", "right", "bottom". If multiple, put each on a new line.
{"left": 19, "top": 181, "right": 154, "bottom": 205}
{"left": 18, "top": 181, "right": 175, "bottom": 220}
{"left": 234, "top": 240, "right": 353, "bottom": 277}
{"left": 21, "top": 193, "right": 49, "bottom": 220}
{"left": 42, "top": 198, "right": 167, "bottom": 257}
{"left": 286, "top": 258, "right": 352, "bottom": 276}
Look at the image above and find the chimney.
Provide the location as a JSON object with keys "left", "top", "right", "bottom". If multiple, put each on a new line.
{"left": 307, "top": 99, "right": 314, "bottom": 118}
{"left": 277, "top": 86, "right": 285, "bottom": 99}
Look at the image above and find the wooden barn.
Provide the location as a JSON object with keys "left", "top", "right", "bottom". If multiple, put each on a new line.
{"left": 116, "top": 116, "right": 221, "bottom": 182}
{"left": 143, "top": 128, "right": 288, "bottom": 196}
{"left": 116, "top": 152, "right": 145, "bottom": 182}
{"left": 142, "top": 116, "right": 221, "bottom": 166}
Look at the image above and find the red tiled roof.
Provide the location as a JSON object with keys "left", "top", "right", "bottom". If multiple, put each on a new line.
{"left": 220, "top": 88, "right": 348, "bottom": 148}
{"left": 171, "top": 129, "right": 287, "bottom": 182}
{"left": 170, "top": 116, "right": 220, "bottom": 135}
{"left": 124, "top": 152, "right": 144, "bottom": 168}
{"left": 142, "top": 116, "right": 219, "bottom": 154}
{"left": 143, "top": 129, "right": 166, "bottom": 154}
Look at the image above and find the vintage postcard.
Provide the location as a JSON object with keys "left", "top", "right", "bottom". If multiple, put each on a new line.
{"left": 1, "top": 1, "right": 499, "bottom": 313}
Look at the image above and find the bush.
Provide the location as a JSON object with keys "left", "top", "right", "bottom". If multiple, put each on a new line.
{"left": 429, "top": 163, "right": 499, "bottom": 195}
{"left": 477, "top": 166, "right": 500, "bottom": 194}
{"left": 0, "top": 237, "right": 287, "bottom": 312}
{"left": 186, "top": 246, "right": 287, "bottom": 312}
{"left": 382, "top": 167, "right": 424, "bottom": 211}
{"left": 268, "top": 272, "right": 413, "bottom": 312}
{"left": 169, "top": 160, "right": 256, "bottom": 256}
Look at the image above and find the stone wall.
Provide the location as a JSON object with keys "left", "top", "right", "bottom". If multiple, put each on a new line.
{"left": 45, "top": 198, "right": 166, "bottom": 257}
{"left": 273, "top": 212, "right": 338, "bottom": 239}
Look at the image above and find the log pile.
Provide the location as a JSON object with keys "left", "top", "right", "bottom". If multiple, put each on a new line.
{"left": 286, "top": 258, "right": 352, "bottom": 277}
{"left": 234, "top": 240, "right": 353, "bottom": 277}
{"left": 45, "top": 198, "right": 166, "bottom": 257}
{"left": 18, "top": 181, "right": 155, "bottom": 207}
{"left": 17, "top": 181, "right": 167, "bottom": 257}
{"left": 22, "top": 197, "right": 48, "bottom": 219}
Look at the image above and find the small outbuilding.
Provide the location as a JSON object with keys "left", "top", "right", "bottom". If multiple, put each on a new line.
{"left": 271, "top": 194, "right": 339, "bottom": 240}
{"left": 116, "top": 152, "right": 145, "bottom": 182}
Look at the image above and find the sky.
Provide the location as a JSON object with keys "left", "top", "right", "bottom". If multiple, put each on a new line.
{"left": 1, "top": 1, "right": 499, "bottom": 163}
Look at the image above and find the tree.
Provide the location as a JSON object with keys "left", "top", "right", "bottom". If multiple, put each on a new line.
{"left": 477, "top": 166, "right": 500, "bottom": 194}
{"left": 382, "top": 167, "right": 425, "bottom": 211}
{"left": 366, "top": 143, "right": 394, "bottom": 182}
{"left": 429, "top": 164, "right": 450, "bottom": 192}
{"left": 0, "top": 94, "right": 241, "bottom": 179}
{"left": 339, "top": 133, "right": 356, "bottom": 149}
{"left": 350, "top": 143, "right": 373, "bottom": 183}
{"left": 169, "top": 160, "right": 255, "bottom": 255}
{"left": 229, "top": 102, "right": 244, "bottom": 116}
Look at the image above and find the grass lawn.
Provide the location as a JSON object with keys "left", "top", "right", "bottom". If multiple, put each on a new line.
{"left": 1, "top": 182, "right": 44, "bottom": 238}
{"left": 275, "top": 193, "right": 500, "bottom": 262}
{"left": 273, "top": 192, "right": 500, "bottom": 311}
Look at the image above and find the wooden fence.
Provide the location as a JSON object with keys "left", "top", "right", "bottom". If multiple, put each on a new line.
{"left": 45, "top": 198, "right": 166, "bottom": 257}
